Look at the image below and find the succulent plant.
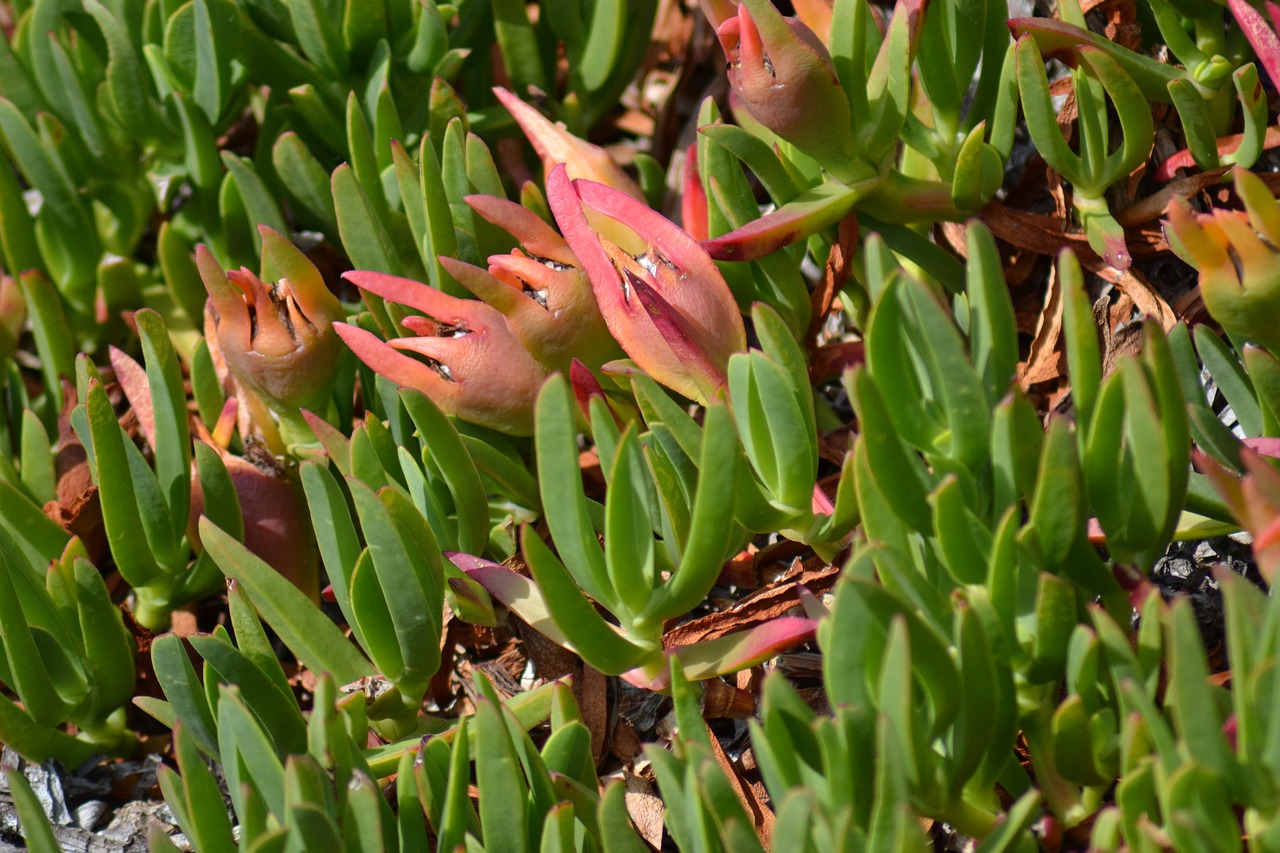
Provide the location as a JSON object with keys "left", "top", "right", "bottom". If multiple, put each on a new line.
{"left": 6, "top": 0, "right": 1280, "bottom": 850}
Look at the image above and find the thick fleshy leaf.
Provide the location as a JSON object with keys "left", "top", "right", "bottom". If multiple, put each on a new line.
{"left": 198, "top": 518, "right": 373, "bottom": 685}
{"left": 629, "top": 617, "right": 817, "bottom": 690}
{"left": 703, "top": 181, "right": 869, "bottom": 262}
{"left": 1007, "top": 17, "right": 1182, "bottom": 101}
{"left": 457, "top": 555, "right": 572, "bottom": 649}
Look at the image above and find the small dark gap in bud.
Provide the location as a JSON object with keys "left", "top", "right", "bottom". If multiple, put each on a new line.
{"left": 656, "top": 251, "right": 686, "bottom": 280}
{"left": 273, "top": 295, "right": 297, "bottom": 343}
{"left": 404, "top": 350, "right": 455, "bottom": 383}
{"left": 437, "top": 322, "right": 470, "bottom": 338}
{"left": 622, "top": 268, "right": 647, "bottom": 304}
{"left": 517, "top": 277, "right": 550, "bottom": 309}
{"left": 1227, "top": 246, "right": 1245, "bottom": 283}
{"left": 524, "top": 251, "right": 571, "bottom": 272}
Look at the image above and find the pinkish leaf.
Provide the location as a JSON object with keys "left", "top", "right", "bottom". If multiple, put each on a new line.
{"left": 703, "top": 181, "right": 867, "bottom": 261}
{"left": 334, "top": 323, "right": 449, "bottom": 394}
{"left": 344, "top": 269, "right": 455, "bottom": 319}
{"left": 811, "top": 483, "right": 834, "bottom": 515}
{"left": 1154, "top": 126, "right": 1280, "bottom": 182}
{"left": 624, "top": 617, "right": 818, "bottom": 689}
{"left": 1243, "top": 436, "right": 1280, "bottom": 458}
{"left": 300, "top": 409, "right": 350, "bottom": 473}
{"left": 493, "top": 87, "right": 644, "bottom": 200}
{"left": 570, "top": 359, "right": 606, "bottom": 422}
{"left": 455, "top": 556, "right": 573, "bottom": 649}
{"left": 1193, "top": 449, "right": 1248, "bottom": 520}
{"left": 211, "top": 397, "right": 238, "bottom": 449}
{"left": 108, "top": 346, "right": 156, "bottom": 452}
{"left": 628, "top": 272, "right": 728, "bottom": 399}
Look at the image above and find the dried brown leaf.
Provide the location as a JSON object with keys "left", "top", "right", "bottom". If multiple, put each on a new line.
{"left": 1080, "top": 259, "right": 1176, "bottom": 331}
{"left": 705, "top": 721, "right": 774, "bottom": 844}
{"left": 1017, "top": 260, "right": 1066, "bottom": 389}
{"left": 666, "top": 558, "right": 838, "bottom": 647}
{"left": 701, "top": 677, "right": 756, "bottom": 719}
{"left": 625, "top": 771, "right": 666, "bottom": 848}
{"left": 807, "top": 214, "right": 859, "bottom": 351}
{"left": 579, "top": 664, "right": 612, "bottom": 767}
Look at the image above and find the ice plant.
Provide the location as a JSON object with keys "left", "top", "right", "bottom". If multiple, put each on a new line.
{"left": 197, "top": 227, "right": 344, "bottom": 446}
{"left": 1166, "top": 169, "right": 1280, "bottom": 355}
{"left": 1015, "top": 36, "right": 1153, "bottom": 269}
{"left": 336, "top": 272, "right": 548, "bottom": 435}
{"left": 714, "top": 0, "right": 858, "bottom": 181}
{"left": 439, "top": 194, "right": 621, "bottom": 372}
{"left": 546, "top": 164, "right": 746, "bottom": 403}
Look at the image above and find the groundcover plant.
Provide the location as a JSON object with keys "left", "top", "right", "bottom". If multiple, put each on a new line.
{"left": 4, "top": 0, "right": 1280, "bottom": 849}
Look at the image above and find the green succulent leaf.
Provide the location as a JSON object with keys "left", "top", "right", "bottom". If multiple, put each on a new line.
{"left": 520, "top": 527, "right": 652, "bottom": 674}
{"left": 347, "top": 480, "right": 442, "bottom": 697}
{"left": 199, "top": 517, "right": 373, "bottom": 686}
{"left": 160, "top": 723, "right": 236, "bottom": 853}
{"left": 535, "top": 374, "right": 612, "bottom": 604}
{"left": 333, "top": 163, "right": 401, "bottom": 274}
{"left": 85, "top": 380, "right": 163, "bottom": 589}
{"left": 849, "top": 368, "right": 934, "bottom": 532}
{"left": 151, "top": 633, "right": 219, "bottom": 758}
{"left": 1167, "top": 597, "right": 1238, "bottom": 786}
{"left": 400, "top": 387, "right": 489, "bottom": 555}
{"left": 1024, "top": 418, "right": 1083, "bottom": 570}
{"left": 71, "top": 557, "right": 135, "bottom": 720}
{"left": 273, "top": 132, "right": 338, "bottom": 235}
{"left": 285, "top": 0, "right": 349, "bottom": 79}
{"left": 190, "top": 631, "right": 307, "bottom": 757}
{"left": 641, "top": 400, "right": 740, "bottom": 624}
{"left": 475, "top": 688, "right": 532, "bottom": 853}
{"left": 0, "top": 479, "right": 70, "bottom": 569}
{"left": 218, "top": 685, "right": 287, "bottom": 820}
{"left": 1015, "top": 36, "right": 1084, "bottom": 186}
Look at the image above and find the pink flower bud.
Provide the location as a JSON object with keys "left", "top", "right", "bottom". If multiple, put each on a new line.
{"left": 547, "top": 165, "right": 746, "bottom": 403}
{"left": 447, "top": 194, "right": 623, "bottom": 372}
{"left": 715, "top": 0, "right": 857, "bottom": 177}
{"left": 337, "top": 272, "right": 549, "bottom": 435}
